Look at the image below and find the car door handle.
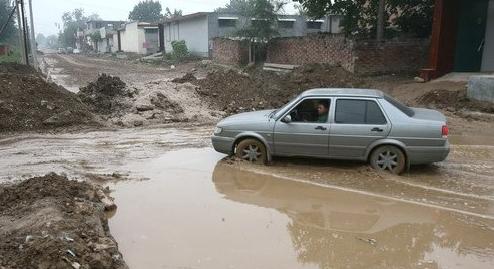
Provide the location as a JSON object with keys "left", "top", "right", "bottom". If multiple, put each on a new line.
{"left": 315, "top": 126, "right": 327, "bottom": 131}
{"left": 371, "top": 127, "right": 384, "bottom": 132}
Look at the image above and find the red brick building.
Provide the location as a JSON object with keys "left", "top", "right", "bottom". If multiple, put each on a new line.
{"left": 421, "top": 0, "right": 494, "bottom": 80}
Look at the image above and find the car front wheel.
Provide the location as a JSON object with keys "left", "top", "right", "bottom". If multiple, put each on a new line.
{"left": 370, "top": 145, "right": 406, "bottom": 174}
{"left": 235, "top": 138, "right": 267, "bottom": 165}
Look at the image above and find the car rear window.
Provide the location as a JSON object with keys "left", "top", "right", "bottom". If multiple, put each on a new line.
{"left": 384, "top": 94, "right": 415, "bottom": 117}
{"left": 335, "top": 99, "right": 387, "bottom": 124}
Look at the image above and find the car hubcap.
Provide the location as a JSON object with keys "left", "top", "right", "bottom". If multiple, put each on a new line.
{"left": 242, "top": 144, "right": 262, "bottom": 161}
{"left": 376, "top": 150, "right": 398, "bottom": 171}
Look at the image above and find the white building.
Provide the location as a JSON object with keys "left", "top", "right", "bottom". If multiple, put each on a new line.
{"left": 115, "top": 21, "right": 160, "bottom": 55}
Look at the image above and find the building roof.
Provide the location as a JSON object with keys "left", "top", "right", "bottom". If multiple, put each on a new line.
{"left": 163, "top": 12, "right": 210, "bottom": 23}
{"left": 301, "top": 88, "right": 384, "bottom": 98}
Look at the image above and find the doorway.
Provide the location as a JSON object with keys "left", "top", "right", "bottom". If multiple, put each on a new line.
{"left": 454, "top": 0, "right": 489, "bottom": 72}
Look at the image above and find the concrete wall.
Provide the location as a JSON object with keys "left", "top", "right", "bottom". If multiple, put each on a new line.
{"left": 166, "top": 16, "right": 209, "bottom": 57}
{"left": 482, "top": 0, "right": 494, "bottom": 71}
{"left": 164, "top": 22, "right": 180, "bottom": 53}
{"left": 120, "top": 22, "right": 142, "bottom": 53}
{"left": 468, "top": 75, "right": 494, "bottom": 103}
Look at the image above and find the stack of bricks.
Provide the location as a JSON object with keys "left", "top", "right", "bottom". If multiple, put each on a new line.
{"left": 211, "top": 38, "right": 249, "bottom": 65}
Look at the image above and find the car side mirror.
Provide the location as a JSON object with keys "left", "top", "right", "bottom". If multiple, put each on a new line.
{"left": 281, "top": 115, "right": 292, "bottom": 123}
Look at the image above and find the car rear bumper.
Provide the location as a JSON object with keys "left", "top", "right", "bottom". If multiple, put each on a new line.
{"left": 211, "top": 135, "right": 234, "bottom": 155}
{"left": 407, "top": 141, "right": 450, "bottom": 165}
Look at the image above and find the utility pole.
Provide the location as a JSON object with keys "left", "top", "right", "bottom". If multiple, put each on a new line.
{"left": 376, "top": 0, "right": 385, "bottom": 42}
{"left": 15, "top": 0, "right": 27, "bottom": 64}
{"left": 19, "top": 0, "right": 29, "bottom": 65}
{"left": 28, "top": 0, "right": 37, "bottom": 70}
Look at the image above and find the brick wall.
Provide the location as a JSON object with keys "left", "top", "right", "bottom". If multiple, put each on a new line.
{"left": 265, "top": 34, "right": 429, "bottom": 75}
{"left": 211, "top": 38, "right": 249, "bottom": 65}
{"left": 352, "top": 39, "right": 429, "bottom": 75}
{"left": 266, "top": 34, "right": 354, "bottom": 72}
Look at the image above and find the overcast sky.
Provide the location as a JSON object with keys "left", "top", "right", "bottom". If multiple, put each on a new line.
{"left": 33, "top": 0, "right": 298, "bottom": 36}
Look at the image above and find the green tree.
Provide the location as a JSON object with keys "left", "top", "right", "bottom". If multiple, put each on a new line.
{"left": 0, "top": 0, "right": 17, "bottom": 44}
{"left": 129, "top": 0, "right": 163, "bottom": 22}
{"left": 59, "top": 8, "right": 100, "bottom": 47}
{"left": 294, "top": 0, "right": 434, "bottom": 38}
{"left": 165, "top": 7, "right": 182, "bottom": 19}
{"left": 224, "top": 0, "right": 286, "bottom": 42}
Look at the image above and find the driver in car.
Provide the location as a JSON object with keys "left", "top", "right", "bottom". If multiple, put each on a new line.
{"left": 316, "top": 101, "right": 329, "bottom": 123}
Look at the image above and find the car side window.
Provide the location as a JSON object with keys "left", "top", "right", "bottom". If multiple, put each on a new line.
{"left": 335, "top": 99, "right": 386, "bottom": 124}
{"left": 288, "top": 99, "right": 331, "bottom": 123}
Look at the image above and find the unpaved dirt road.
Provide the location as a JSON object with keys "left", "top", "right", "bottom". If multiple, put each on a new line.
{"left": 41, "top": 53, "right": 200, "bottom": 92}
{"left": 0, "top": 126, "right": 493, "bottom": 269}
{"left": 3, "top": 54, "right": 493, "bottom": 268}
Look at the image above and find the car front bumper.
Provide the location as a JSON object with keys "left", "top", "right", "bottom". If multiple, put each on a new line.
{"left": 211, "top": 135, "right": 235, "bottom": 155}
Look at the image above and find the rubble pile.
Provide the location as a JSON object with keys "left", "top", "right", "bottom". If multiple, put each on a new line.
{"left": 193, "top": 64, "right": 367, "bottom": 114}
{"left": 0, "top": 173, "right": 127, "bottom": 269}
{"left": 0, "top": 63, "right": 97, "bottom": 132}
{"left": 416, "top": 89, "right": 494, "bottom": 114}
{"left": 78, "top": 74, "right": 135, "bottom": 114}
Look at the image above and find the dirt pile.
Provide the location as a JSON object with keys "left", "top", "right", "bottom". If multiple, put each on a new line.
{"left": 171, "top": 72, "right": 197, "bottom": 83}
{"left": 0, "top": 173, "right": 127, "bottom": 269}
{"left": 78, "top": 74, "right": 135, "bottom": 114}
{"left": 193, "top": 64, "right": 366, "bottom": 114}
{"left": 0, "top": 63, "right": 98, "bottom": 132}
{"left": 416, "top": 89, "right": 494, "bottom": 114}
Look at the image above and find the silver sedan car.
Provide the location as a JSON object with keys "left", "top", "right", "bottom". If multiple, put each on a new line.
{"left": 211, "top": 88, "right": 450, "bottom": 174}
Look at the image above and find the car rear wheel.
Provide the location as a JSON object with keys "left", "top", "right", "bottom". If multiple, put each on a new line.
{"left": 370, "top": 145, "right": 406, "bottom": 174}
{"left": 235, "top": 138, "right": 267, "bottom": 165}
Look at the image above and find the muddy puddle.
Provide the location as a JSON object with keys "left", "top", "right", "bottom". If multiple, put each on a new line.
{"left": 0, "top": 125, "right": 212, "bottom": 182}
{"left": 108, "top": 149, "right": 494, "bottom": 269}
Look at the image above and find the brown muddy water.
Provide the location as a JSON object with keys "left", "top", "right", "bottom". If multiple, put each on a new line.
{"left": 1, "top": 127, "right": 493, "bottom": 269}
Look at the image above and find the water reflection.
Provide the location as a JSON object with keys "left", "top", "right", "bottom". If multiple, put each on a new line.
{"left": 212, "top": 162, "right": 494, "bottom": 269}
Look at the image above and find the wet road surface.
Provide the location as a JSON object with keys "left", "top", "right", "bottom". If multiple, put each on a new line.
{"left": 1, "top": 127, "right": 493, "bottom": 269}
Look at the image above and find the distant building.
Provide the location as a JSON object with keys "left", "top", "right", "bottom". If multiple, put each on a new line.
{"left": 160, "top": 12, "right": 344, "bottom": 57}
{"left": 81, "top": 20, "right": 124, "bottom": 52}
{"left": 113, "top": 21, "right": 160, "bottom": 54}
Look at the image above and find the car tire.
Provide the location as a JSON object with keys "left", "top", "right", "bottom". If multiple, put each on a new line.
{"left": 235, "top": 138, "right": 267, "bottom": 165}
{"left": 370, "top": 145, "right": 406, "bottom": 175}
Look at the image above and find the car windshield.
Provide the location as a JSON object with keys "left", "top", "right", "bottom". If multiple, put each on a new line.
{"left": 384, "top": 94, "right": 415, "bottom": 117}
{"left": 272, "top": 95, "right": 301, "bottom": 118}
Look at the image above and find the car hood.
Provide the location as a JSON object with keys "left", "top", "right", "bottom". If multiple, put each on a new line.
{"left": 218, "top": 109, "right": 275, "bottom": 126}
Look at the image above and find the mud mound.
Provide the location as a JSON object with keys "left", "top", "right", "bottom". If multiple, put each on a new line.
{"left": 0, "top": 62, "right": 35, "bottom": 74}
{"left": 0, "top": 65, "right": 97, "bottom": 132}
{"left": 78, "top": 74, "right": 134, "bottom": 114}
{"left": 416, "top": 89, "right": 494, "bottom": 114}
{"left": 80, "top": 73, "right": 127, "bottom": 97}
{"left": 194, "top": 64, "right": 366, "bottom": 114}
{"left": 171, "top": 72, "right": 197, "bottom": 83}
{"left": 0, "top": 173, "right": 127, "bottom": 269}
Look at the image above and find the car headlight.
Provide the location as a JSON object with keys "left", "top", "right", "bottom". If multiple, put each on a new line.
{"left": 213, "top": 127, "right": 223, "bottom": 135}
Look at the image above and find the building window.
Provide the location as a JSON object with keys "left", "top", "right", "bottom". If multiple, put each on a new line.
{"left": 218, "top": 19, "right": 237, "bottom": 27}
{"left": 278, "top": 20, "right": 295, "bottom": 29}
{"left": 145, "top": 28, "right": 158, "bottom": 33}
{"left": 307, "top": 21, "right": 322, "bottom": 30}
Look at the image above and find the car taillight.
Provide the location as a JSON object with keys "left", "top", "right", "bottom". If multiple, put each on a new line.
{"left": 442, "top": 125, "right": 449, "bottom": 138}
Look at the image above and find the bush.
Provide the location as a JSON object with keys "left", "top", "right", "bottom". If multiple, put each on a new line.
{"left": 0, "top": 49, "right": 21, "bottom": 63}
{"left": 171, "top": 40, "right": 188, "bottom": 59}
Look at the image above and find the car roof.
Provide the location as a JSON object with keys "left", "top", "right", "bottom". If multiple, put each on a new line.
{"left": 301, "top": 88, "right": 384, "bottom": 98}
